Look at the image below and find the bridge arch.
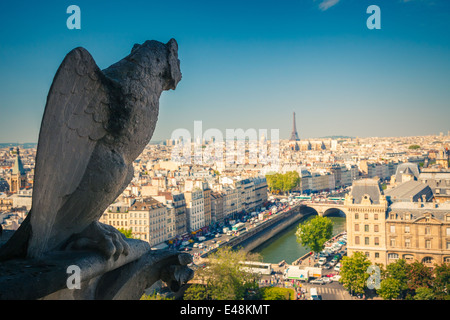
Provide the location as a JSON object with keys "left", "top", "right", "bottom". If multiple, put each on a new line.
{"left": 322, "top": 207, "right": 346, "bottom": 218}
{"left": 299, "top": 206, "right": 319, "bottom": 217}
{"left": 301, "top": 203, "right": 347, "bottom": 218}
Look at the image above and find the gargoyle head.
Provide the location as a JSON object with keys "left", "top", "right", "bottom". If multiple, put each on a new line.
{"left": 130, "top": 38, "right": 181, "bottom": 91}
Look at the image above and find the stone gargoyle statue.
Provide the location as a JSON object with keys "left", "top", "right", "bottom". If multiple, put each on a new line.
{"left": 0, "top": 39, "right": 194, "bottom": 299}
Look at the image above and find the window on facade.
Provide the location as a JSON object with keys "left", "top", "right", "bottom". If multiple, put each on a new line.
{"left": 375, "top": 252, "right": 379, "bottom": 258}
{"left": 425, "top": 240, "right": 431, "bottom": 249}
{"left": 355, "top": 236, "right": 360, "bottom": 245}
{"left": 405, "top": 238, "right": 411, "bottom": 247}
{"left": 355, "top": 213, "right": 359, "bottom": 219}
{"left": 355, "top": 224, "right": 359, "bottom": 232}
{"left": 423, "top": 257, "right": 433, "bottom": 264}
{"left": 388, "top": 253, "right": 399, "bottom": 260}
{"left": 365, "top": 252, "right": 370, "bottom": 258}
{"left": 403, "top": 254, "right": 414, "bottom": 261}
{"left": 405, "top": 225, "right": 410, "bottom": 233}
{"left": 365, "top": 237, "right": 369, "bottom": 245}
{"left": 446, "top": 242, "right": 450, "bottom": 250}
{"left": 374, "top": 225, "right": 379, "bottom": 232}
{"left": 364, "top": 225, "right": 369, "bottom": 232}
{"left": 364, "top": 213, "right": 368, "bottom": 220}
{"left": 425, "top": 227, "right": 430, "bottom": 235}
{"left": 374, "top": 237, "right": 379, "bottom": 246}
{"left": 390, "top": 238, "right": 396, "bottom": 247}
{"left": 374, "top": 214, "right": 378, "bottom": 220}
{"left": 390, "top": 225, "right": 395, "bottom": 233}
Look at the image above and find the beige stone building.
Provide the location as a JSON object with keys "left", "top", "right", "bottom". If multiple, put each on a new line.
{"left": 385, "top": 201, "right": 450, "bottom": 267}
{"left": 100, "top": 201, "right": 130, "bottom": 230}
{"left": 344, "top": 179, "right": 389, "bottom": 265}
{"left": 345, "top": 178, "right": 450, "bottom": 267}
{"left": 128, "top": 197, "right": 168, "bottom": 246}
{"left": 210, "top": 191, "right": 224, "bottom": 224}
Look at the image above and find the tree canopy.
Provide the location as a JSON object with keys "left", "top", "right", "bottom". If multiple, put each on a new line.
{"left": 295, "top": 216, "right": 333, "bottom": 253}
{"left": 183, "top": 247, "right": 261, "bottom": 300}
{"left": 339, "top": 251, "right": 371, "bottom": 295}
{"left": 265, "top": 171, "right": 301, "bottom": 194}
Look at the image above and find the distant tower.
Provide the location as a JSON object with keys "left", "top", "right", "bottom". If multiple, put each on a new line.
{"left": 289, "top": 112, "right": 300, "bottom": 141}
{"left": 436, "top": 147, "right": 449, "bottom": 169}
{"left": 7, "top": 147, "right": 27, "bottom": 193}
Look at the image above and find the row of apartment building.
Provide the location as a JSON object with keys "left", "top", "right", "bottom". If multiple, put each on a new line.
{"left": 287, "top": 161, "right": 405, "bottom": 193}
{"left": 99, "top": 176, "right": 268, "bottom": 247}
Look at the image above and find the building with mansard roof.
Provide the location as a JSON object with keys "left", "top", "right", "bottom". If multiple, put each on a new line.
{"left": 345, "top": 178, "right": 450, "bottom": 267}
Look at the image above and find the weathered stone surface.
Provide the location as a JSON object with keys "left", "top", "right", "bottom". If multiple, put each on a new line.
{"left": 0, "top": 39, "right": 181, "bottom": 261}
{"left": 0, "top": 238, "right": 193, "bottom": 300}
{"left": 0, "top": 40, "right": 193, "bottom": 300}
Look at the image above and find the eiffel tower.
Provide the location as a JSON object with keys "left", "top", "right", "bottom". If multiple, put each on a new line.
{"left": 289, "top": 112, "right": 299, "bottom": 141}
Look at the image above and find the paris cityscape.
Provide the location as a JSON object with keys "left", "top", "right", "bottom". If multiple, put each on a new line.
{"left": 0, "top": 0, "right": 449, "bottom": 309}
{"left": 1, "top": 123, "right": 450, "bottom": 301}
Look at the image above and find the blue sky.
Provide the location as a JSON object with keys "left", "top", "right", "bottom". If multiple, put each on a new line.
{"left": 0, "top": 0, "right": 449, "bottom": 142}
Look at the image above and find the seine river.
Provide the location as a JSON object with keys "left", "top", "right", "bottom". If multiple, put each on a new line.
{"left": 252, "top": 215, "right": 347, "bottom": 264}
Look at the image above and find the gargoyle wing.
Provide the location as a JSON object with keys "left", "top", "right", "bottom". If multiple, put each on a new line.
{"left": 27, "top": 47, "right": 112, "bottom": 258}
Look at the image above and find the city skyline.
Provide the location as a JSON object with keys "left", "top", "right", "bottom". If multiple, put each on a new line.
{"left": 1, "top": 0, "right": 450, "bottom": 143}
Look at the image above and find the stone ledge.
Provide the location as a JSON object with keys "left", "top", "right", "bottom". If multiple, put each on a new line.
{"left": 0, "top": 238, "right": 150, "bottom": 300}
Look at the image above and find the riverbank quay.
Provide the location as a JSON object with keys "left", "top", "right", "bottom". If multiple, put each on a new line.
{"left": 188, "top": 204, "right": 317, "bottom": 261}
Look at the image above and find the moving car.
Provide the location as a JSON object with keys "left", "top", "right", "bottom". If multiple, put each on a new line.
{"left": 331, "top": 275, "right": 341, "bottom": 281}
{"left": 310, "top": 288, "right": 322, "bottom": 300}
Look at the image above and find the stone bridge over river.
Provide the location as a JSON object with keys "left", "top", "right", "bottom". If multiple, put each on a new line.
{"left": 301, "top": 201, "right": 347, "bottom": 217}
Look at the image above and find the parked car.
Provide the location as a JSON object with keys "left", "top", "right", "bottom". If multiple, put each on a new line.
{"left": 334, "top": 263, "right": 341, "bottom": 272}
{"left": 324, "top": 262, "right": 333, "bottom": 270}
{"left": 318, "top": 257, "right": 327, "bottom": 266}
{"left": 310, "top": 278, "right": 325, "bottom": 285}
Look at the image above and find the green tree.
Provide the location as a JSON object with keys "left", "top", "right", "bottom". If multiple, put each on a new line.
{"left": 405, "top": 261, "right": 433, "bottom": 293}
{"left": 183, "top": 284, "right": 208, "bottom": 300}
{"left": 265, "top": 171, "right": 300, "bottom": 195}
{"left": 340, "top": 252, "right": 371, "bottom": 295}
{"left": 385, "top": 259, "right": 409, "bottom": 297}
{"left": 295, "top": 216, "right": 333, "bottom": 253}
{"left": 433, "top": 263, "right": 450, "bottom": 300}
{"left": 261, "top": 287, "right": 293, "bottom": 300}
{"left": 185, "top": 247, "right": 261, "bottom": 300}
{"left": 408, "top": 145, "right": 421, "bottom": 150}
{"left": 117, "top": 228, "right": 133, "bottom": 238}
{"left": 377, "top": 278, "right": 401, "bottom": 300}
{"left": 414, "top": 287, "right": 435, "bottom": 300}
{"left": 282, "top": 171, "right": 301, "bottom": 193}
{"left": 140, "top": 292, "right": 174, "bottom": 300}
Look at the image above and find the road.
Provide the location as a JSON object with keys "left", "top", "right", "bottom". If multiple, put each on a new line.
{"left": 187, "top": 201, "right": 301, "bottom": 259}
{"left": 303, "top": 281, "right": 352, "bottom": 300}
